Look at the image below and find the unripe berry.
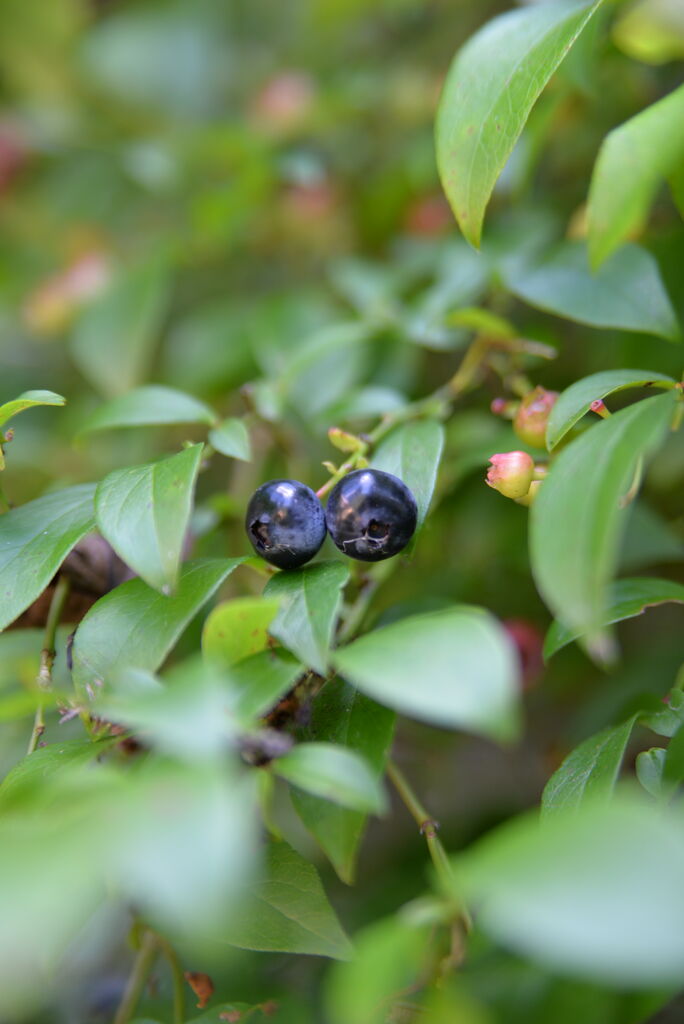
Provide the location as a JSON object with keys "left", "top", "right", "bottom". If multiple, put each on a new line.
{"left": 486, "top": 451, "right": 535, "bottom": 500}
{"left": 513, "top": 386, "right": 558, "bottom": 449}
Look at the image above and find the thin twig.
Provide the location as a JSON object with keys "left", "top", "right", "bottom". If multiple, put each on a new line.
{"left": 155, "top": 934, "right": 186, "bottom": 1024}
{"left": 26, "top": 575, "right": 71, "bottom": 755}
{"left": 113, "top": 929, "right": 159, "bottom": 1024}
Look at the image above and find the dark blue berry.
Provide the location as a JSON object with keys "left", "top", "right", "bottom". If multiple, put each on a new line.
{"left": 325, "top": 468, "right": 417, "bottom": 562}
{"left": 245, "top": 479, "right": 326, "bottom": 570}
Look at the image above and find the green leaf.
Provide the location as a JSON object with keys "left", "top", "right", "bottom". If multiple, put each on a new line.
{"left": 71, "top": 558, "right": 242, "bottom": 695}
{"left": 203, "top": 595, "right": 282, "bottom": 667}
{"left": 0, "top": 390, "right": 66, "bottom": 431}
{"left": 265, "top": 561, "right": 350, "bottom": 676}
{"left": 291, "top": 679, "right": 395, "bottom": 884}
{"left": 506, "top": 242, "right": 680, "bottom": 341}
{"left": 333, "top": 606, "right": 520, "bottom": 743}
{"left": 636, "top": 748, "right": 673, "bottom": 800}
{"left": 0, "top": 484, "right": 96, "bottom": 632}
{"left": 0, "top": 738, "right": 117, "bottom": 809}
{"left": 220, "top": 841, "right": 353, "bottom": 960}
{"left": 455, "top": 792, "right": 684, "bottom": 984}
{"left": 78, "top": 385, "right": 215, "bottom": 435}
{"left": 530, "top": 393, "right": 677, "bottom": 660}
{"left": 372, "top": 419, "right": 445, "bottom": 527}
{"left": 588, "top": 84, "right": 684, "bottom": 268}
{"left": 541, "top": 717, "right": 637, "bottom": 818}
{"left": 208, "top": 417, "right": 252, "bottom": 461}
{"left": 641, "top": 688, "right": 684, "bottom": 739}
{"left": 544, "top": 577, "right": 684, "bottom": 658}
{"left": 546, "top": 369, "right": 675, "bottom": 450}
{"left": 70, "top": 260, "right": 170, "bottom": 397}
{"left": 273, "top": 742, "right": 386, "bottom": 814}
{"left": 436, "top": 0, "right": 603, "bottom": 247}
{"left": 95, "top": 444, "right": 203, "bottom": 594}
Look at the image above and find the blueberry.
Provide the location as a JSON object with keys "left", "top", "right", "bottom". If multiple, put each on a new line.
{"left": 325, "top": 468, "right": 417, "bottom": 562}
{"left": 245, "top": 479, "right": 326, "bottom": 570}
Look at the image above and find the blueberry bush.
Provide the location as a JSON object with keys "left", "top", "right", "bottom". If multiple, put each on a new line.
{"left": 1, "top": 1, "right": 684, "bottom": 1022}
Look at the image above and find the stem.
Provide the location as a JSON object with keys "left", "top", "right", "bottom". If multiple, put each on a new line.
{"left": 113, "top": 929, "right": 159, "bottom": 1024}
{"left": 156, "top": 935, "right": 186, "bottom": 1024}
{"left": 27, "top": 575, "right": 71, "bottom": 755}
{"left": 0, "top": 481, "right": 9, "bottom": 513}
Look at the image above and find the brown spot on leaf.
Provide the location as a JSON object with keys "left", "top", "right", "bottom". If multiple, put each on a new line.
{"left": 185, "top": 971, "right": 214, "bottom": 1009}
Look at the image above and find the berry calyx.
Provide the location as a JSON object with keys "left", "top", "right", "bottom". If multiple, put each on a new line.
{"left": 245, "top": 480, "right": 326, "bottom": 570}
{"left": 325, "top": 468, "right": 417, "bottom": 562}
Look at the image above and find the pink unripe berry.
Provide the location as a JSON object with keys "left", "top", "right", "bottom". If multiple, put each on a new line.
{"left": 486, "top": 451, "right": 535, "bottom": 500}
{"left": 513, "top": 386, "right": 558, "bottom": 449}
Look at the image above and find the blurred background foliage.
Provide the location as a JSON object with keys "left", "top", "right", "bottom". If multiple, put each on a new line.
{"left": 1, "top": 0, "right": 684, "bottom": 1021}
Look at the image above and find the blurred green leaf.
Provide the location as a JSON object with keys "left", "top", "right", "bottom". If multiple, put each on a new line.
{"left": 78, "top": 385, "right": 216, "bottom": 435}
{"left": 291, "top": 679, "right": 395, "bottom": 884}
{"left": 72, "top": 558, "right": 243, "bottom": 696}
{"left": 0, "top": 484, "right": 96, "bottom": 632}
{"left": 436, "top": 0, "right": 603, "bottom": 246}
{"left": 203, "top": 595, "right": 281, "bottom": 667}
{"left": 531, "top": 393, "right": 677, "bottom": 660}
{"left": 587, "top": 85, "right": 684, "bottom": 268}
{"left": 333, "top": 607, "right": 520, "bottom": 742}
{"left": 209, "top": 417, "right": 252, "bottom": 461}
{"left": 220, "top": 841, "right": 353, "bottom": 960}
{"left": 70, "top": 260, "right": 171, "bottom": 397}
{"left": 612, "top": 0, "right": 684, "bottom": 65}
{"left": 0, "top": 390, "right": 65, "bottom": 431}
{"left": 265, "top": 561, "right": 349, "bottom": 675}
{"left": 636, "top": 747, "right": 673, "bottom": 799}
{"left": 546, "top": 369, "right": 675, "bottom": 450}
{"left": 507, "top": 242, "right": 680, "bottom": 340}
{"left": 541, "top": 717, "right": 637, "bottom": 818}
{"left": 456, "top": 792, "right": 684, "bottom": 984}
{"left": 372, "top": 419, "right": 445, "bottom": 527}
{"left": 273, "top": 741, "right": 386, "bottom": 814}
{"left": 0, "top": 737, "right": 116, "bottom": 810}
{"left": 95, "top": 444, "right": 203, "bottom": 594}
{"left": 228, "top": 648, "right": 304, "bottom": 724}
{"left": 544, "top": 577, "right": 684, "bottom": 658}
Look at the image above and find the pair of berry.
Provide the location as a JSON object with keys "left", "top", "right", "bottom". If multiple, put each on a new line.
{"left": 245, "top": 469, "right": 418, "bottom": 570}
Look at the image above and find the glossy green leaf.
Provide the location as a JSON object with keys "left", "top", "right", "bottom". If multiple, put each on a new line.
{"left": 0, "top": 390, "right": 66, "bottom": 431}
{"left": 273, "top": 742, "right": 386, "bottom": 814}
{"left": 95, "top": 444, "right": 202, "bottom": 594}
{"left": 333, "top": 607, "right": 520, "bottom": 742}
{"left": 221, "top": 841, "right": 353, "bottom": 960}
{"left": 78, "top": 385, "right": 215, "bottom": 435}
{"left": 71, "top": 558, "right": 242, "bottom": 695}
{"left": 456, "top": 792, "right": 684, "bottom": 984}
{"left": 507, "top": 242, "right": 680, "bottom": 341}
{"left": 436, "top": 0, "right": 603, "bottom": 247}
{"left": 541, "top": 717, "right": 637, "bottom": 817}
{"left": 372, "top": 419, "right": 445, "bottom": 526}
{"left": 0, "top": 484, "right": 96, "bottom": 632}
{"left": 208, "top": 417, "right": 252, "bottom": 461}
{"left": 203, "top": 595, "right": 281, "bottom": 667}
{"left": 291, "top": 679, "right": 395, "bottom": 884}
{"left": 544, "top": 577, "right": 684, "bottom": 658}
{"left": 636, "top": 748, "right": 673, "bottom": 800}
{"left": 588, "top": 84, "right": 684, "bottom": 268}
{"left": 530, "top": 393, "right": 677, "bottom": 660}
{"left": 70, "top": 260, "right": 170, "bottom": 396}
{"left": 228, "top": 648, "right": 304, "bottom": 724}
{"left": 265, "top": 561, "right": 349, "bottom": 675}
{"left": 546, "top": 369, "right": 675, "bottom": 450}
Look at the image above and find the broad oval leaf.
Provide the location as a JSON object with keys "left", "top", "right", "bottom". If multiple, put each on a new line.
{"left": 203, "top": 595, "right": 281, "bottom": 667}
{"left": 0, "top": 390, "right": 66, "bottom": 431}
{"left": 265, "top": 561, "right": 350, "bottom": 676}
{"left": 541, "top": 717, "right": 637, "bottom": 818}
{"left": 456, "top": 792, "right": 684, "bottom": 984}
{"left": 333, "top": 606, "right": 520, "bottom": 743}
{"left": 436, "top": 0, "right": 604, "bottom": 247}
{"left": 506, "top": 242, "right": 680, "bottom": 341}
{"left": 273, "top": 742, "right": 387, "bottom": 815}
{"left": 544, "top": 577, "right": 684, "bottom": 658}
{"left": 78, "top": 385, "right": 215, "bottom": 435}
{"left": 291, "top": 679, "right": 395, "bottom": 884}
{"left": 530, "top": 392, "right": 677, "bottom": 660}
{"left": 220, "top": 841, "right": 353, "bottom": 960}
{"left": 0, "top": 484, "right": 96, "bottom": 632}
{"left": 372, "top": 419, "right": 445, "bottom": 527}
{"left": 72, "top": 557, "right": 243, "bottom": 695}
{"left": 95, "top": 444, "right": 203, "bottom": 594}
{"left": 546, "top": 369, "right": 675, "bottom": 450}
{"left": 208, "top": 417, "right": 252, "bottom": 461}
{"left": 588, "top": 84, "right": 684, "bottom": 268}
{"left": 228, "top": 648, "right": 304, "bottom": 725}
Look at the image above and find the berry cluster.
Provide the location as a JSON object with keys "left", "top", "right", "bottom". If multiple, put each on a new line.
{"left": 245, "top": 469, "right": 417, "bottom": 570}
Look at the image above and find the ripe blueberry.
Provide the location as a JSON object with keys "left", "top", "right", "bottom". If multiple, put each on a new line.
{"left": 325, "top": 468, "right": 417, "bottom": 562}
{"left": 245, "top": 479, "right": 326, "bottom": 570}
